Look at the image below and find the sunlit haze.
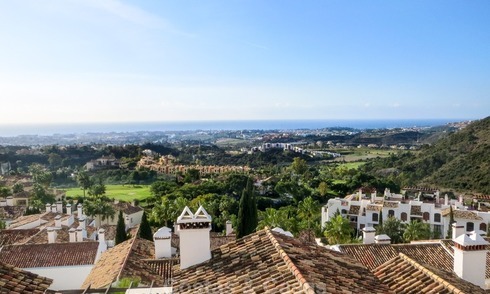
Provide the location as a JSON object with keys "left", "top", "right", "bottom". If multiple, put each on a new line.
{"left": 1, "top": 1, "right": 489, "bottom": 124}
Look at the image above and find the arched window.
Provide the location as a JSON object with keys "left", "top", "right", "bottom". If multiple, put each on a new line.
{"left": 388, "top": 210, "right": 395, "bottom": 218}
{"left": 341, "top": 209, "right": 347, "bottom": 215}
{"left": 480, "top": 223, "right": 487, "bottom": 233}
{"left": 434, "top": 213, "right": 441, "bottom": 223}
{"left": 372, "top": 213, "right": 378, "bottom": 222}
{"left": 401, "top": 212, "right": 408, "bottom": 222}
{"left": 423, "top": 212, "right": 430, "bottom": 221}
{"left": 467, "top": 222, "right": 474, "bottom": 232}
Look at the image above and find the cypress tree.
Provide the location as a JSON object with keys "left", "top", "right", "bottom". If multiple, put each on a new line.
{"left": 115, "top": 210, "right": 128, "bottom": 245}
{"left": 237, "top": 178, "right": 258, "bottom": 238}
{"left": 139, "top": 211, "right": 153, "bottom": 241}
{"left": 446, "top": 205, "right": 455, "bottom": 238}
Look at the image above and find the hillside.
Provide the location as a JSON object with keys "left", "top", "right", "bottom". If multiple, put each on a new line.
{"left": 363, "top": 117, "right": 490, "bottom": 194}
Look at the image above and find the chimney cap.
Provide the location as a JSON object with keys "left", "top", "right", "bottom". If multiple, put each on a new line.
{"left": 77, "top": 203, "right": 82, "bottom": 207}
{"left": 98, "top": 228, "right": 105, "bottom": 233}
{"left": 375, "top": 234, "right": 391, "bottom": 241}
{"left": 454, "top": 232, "right": 489, "bottom": 247}
{"left": 177, "top": 206, "right": 211, "bottom": 224}
{"left": 69, "top": 228, "right": 76, "bottom": 232}
{"left": 154, "top": 227, "right": 172, "bottom": 240}
{"left": 46, "top": 203, "right": 51, "bottom": 207}
{"left": 54, "top": 215, "right": 62, "bottom": 220}
{"left": 66, "top": 203, "right": 72, "bottom": 207}
{"left": 363, "top": 226, "right": 376, "bottom": 232}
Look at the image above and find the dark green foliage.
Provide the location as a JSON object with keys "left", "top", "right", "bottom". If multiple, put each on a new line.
{"left": 236, "top": 178, "right": 258, "bottom": 238}
{"left": 115, "top": 210, "right": 128, "bottom": 245}
{"left": 446, "top": 205, "right": 455, "bottom": 238}
{"left": 139, "top": 211, "right": 153, "bottom": 241}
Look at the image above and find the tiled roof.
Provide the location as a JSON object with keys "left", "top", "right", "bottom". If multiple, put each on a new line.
{"left": 403, "top": 186, "right": 438, "bottom": 192}
{"left": 348, "top": 205, "right": 360, "bottom": 215}
{"left": 366, "top": 204, "right": 382, "bottom": 212}
{"left": 170, "top": 233, "right": 236, "bottom": 251}
{"left": 7, "top": 213, "right": 42, "bottom": 229}
{"left": 337, "top": 243, "right": 453, "bottom": 272}
{"left": 0, "top": 229, "right": 39, "bottom": 245}
{"left": 410, "top": 205, "right": 422, "bottom": 216}
{"left": 383, "top": 201, "right": 399, "bottom": 208}
{"left": 441, "top": 208, "right": 483, "bottom": 220}
{"left": 82, "top": 237, "right": 164, "bottom": 289}
{"left": 0, "top": 242, "right": 99, "bottom": 268}
{"left": 0, "top": 206, "right": 25, "bottom": 220}
{"left": 0, "top": 261, "right": 53, "bottom": 293}
{"left": 374, "top": 253, "right": 486, "bottom": 294}
{"left": 114, "top": 202, "right": 143, "bottom": 215}
{"left": 172, "top": 228, "right": 391, "bottom": 293}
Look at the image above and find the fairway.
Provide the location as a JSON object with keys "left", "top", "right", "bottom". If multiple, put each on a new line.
{"left": 64, "top": 184, "right": 152, "bottom": 201}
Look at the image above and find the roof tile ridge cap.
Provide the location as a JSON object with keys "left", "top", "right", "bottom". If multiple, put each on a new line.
{"left": 116, "top": 236, "right": 139, "bottom": 282}
{"left": 398, "top": 253, "right": 460, "bottom": 293}
{"left": 264, "top": 227, "right": 315, "bottom": 294}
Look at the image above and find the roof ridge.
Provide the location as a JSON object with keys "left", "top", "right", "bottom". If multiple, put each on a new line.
{"left": 116, "top": 235, "right": 140, "bottom": 282}
{"left": 264, "top": 227, "right": 315, "bottom": 294}
{"left": 439, "top": 239, "right": 455, "bottom": 257}
{"left": 398, "top": 253, "right": 462, "bottom": 293}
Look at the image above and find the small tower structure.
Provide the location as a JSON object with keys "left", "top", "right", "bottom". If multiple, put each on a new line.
{"left": 177, "top": 206, "right": 211, "bottom": 269}
{"left": 362, "top": 227, "right": 376, "bottom": 244}
{"left": 154, "top": 227, "right": 173, "bottom": 259}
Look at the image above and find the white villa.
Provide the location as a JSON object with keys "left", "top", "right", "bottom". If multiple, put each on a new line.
{"left": 322, "top": 187, "right": 490, "bottom": 238}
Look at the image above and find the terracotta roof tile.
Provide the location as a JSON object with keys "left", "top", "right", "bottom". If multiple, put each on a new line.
{"left": 0, "top": 261, "right": 52, "bottom": 293}
{"left": 0, "top": 206, "right": 26, "bottom": 220}
{"left": 411, "top": 205, "right": 422, "bottom": 216}
{"left": 440, "top": 238, "right": 490, "bottom": 279}
{"left": 348, "top": 205, "right": 360, "bottom": 214}
{"left": 441, "top": 208, "right": 483, "bottom": 220}
{"left": 82, "top": 237, "right": 164, "bottom": 289}
{"left": 337, "top": 243, "right": 453, "bottom": 272}
{"left": 7, "top": 213, "right": 44, "bottom": 229}
{"left": 0, "top": 242, "right": 99, "bottom": 268}
{"left": 367, "top": 204, "right": 382, "bottom": 212}
{"left": 374, "top": 253, "right": 486, "bottom": 293}
{"left": 113, "top": 202, "right": 143, "bottom": 215}
{"left": 173, "top": 228, "right": 391, "bottom": 293}
{"left": 0, "top": 229, "right": 39, "bottom": 245}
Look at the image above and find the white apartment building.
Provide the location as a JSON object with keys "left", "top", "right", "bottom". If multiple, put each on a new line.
{"left": 322, "top": 187, "right": 490, "bottom": 238}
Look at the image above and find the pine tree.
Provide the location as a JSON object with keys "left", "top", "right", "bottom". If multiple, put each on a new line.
{"left": 237, "top": 178, "right": 257, "bottom": 238}
{"left": 139, "top": 211, "right": 153, "bottom": 241}
{"left": 115, "top": 210, "right": 128, "bottom": 245}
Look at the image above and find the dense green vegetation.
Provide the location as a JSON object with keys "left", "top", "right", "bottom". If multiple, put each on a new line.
{"left": 362, "top": 116, "right": 490, "bottom": 193}
{"left": 65, "top": 184, "right": 152, "bottom": 201}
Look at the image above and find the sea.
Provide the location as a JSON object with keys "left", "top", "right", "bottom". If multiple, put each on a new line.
{"left": 0, "top": 119, "right": 467, "bottom": 137}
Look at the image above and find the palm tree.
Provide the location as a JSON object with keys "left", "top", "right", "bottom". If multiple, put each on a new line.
{"left": 403, "top": 220, "right": 431, "bottom": 242}
{"left": 77, "top": 171, "right": 93, "bottom": 198}
{"left": 324, "top": 215, "right": 353, "bottom": 245}
{"left": 298, "top": 196, "right": 320, "bottom": 232}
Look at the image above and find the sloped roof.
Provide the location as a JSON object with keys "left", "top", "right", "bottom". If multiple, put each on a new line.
{"left": 7, "top": 213, "right": 43, "bottom": 229}
{"left": 441, "top": 208, "right": 483, "bottom": 220}
{"left": 337, "top": 243, "right": 453, "bottom": 272}
{"left": 113, "top": 202, "right": 143, "bottom": 215}
{"left": 0, "top": 229, "right": 39, "bottom": 245}
{"left": 0, "top": 242, "right": 99, "bottom": 268}
{"left": 0, "top": 206, "right": 26, "bottom": 220}
{"left": 374, "top": 253, "right": 486, "bottom": 294}
{"left": 82, "top": 237, "right": 164, "bottom": 289}
{"left": 172, "top": 228, "right": 391, "bottom": 293}
{"left": 0, "top": 261, "right": 53, "bottom": 293}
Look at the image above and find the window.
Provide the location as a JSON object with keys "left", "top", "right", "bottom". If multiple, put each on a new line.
{"left": 388, "top": 210, "right": 395, "bottom": 218}
{"left": 434, "top": 213, "right": 441, "bottom": 223}
{"left": 480, "top": 223, "right": 487, "bottom": 233}
{"left": 372, "top": 213, "right": 378, "bottom": 222}
{"left": 467, "top": 222, "right": 474, "bottom": 232}
{"left": 401, "top": 212, "right": 408, "bottom": 222}
{"left": 423, "top": 212, "right": 430, "bottom": 221}
{"left": 341, "top": 209, "right": 347, "bottom": 215}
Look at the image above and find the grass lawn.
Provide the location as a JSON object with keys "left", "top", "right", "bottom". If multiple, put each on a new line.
{"left": 337, "top": 161, "right": 366, "bottom": 169}
{"left": 64, "top": 184, "right": 152, "bottom": 202}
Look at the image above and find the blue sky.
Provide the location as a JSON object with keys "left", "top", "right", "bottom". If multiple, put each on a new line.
{"left": 0, "top": 0, "right": 489, "bottom": 124}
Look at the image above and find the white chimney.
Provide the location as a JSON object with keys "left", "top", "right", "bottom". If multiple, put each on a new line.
{"left": 177, "top": 206, "right": 211, "bottom": 269}
{"left": 6, "top": 196, "right": 13, "bottom": 206}
{"left": 66, "top": 204, "right": 72, "bottom": 215}
{"left": 154, "top": 227, "right": 172, "bottom": 259}
{"left": 374, "top": 234, "right": 391, "bottom": 244}
{"left": 226, "top": 221, "right": 233, "bottom": 236}
{"left": 69, "top": 228, "right": 76, "bottom": 242}
{"left": 54, "top": 215, "right": 62, "bottom": 228}
{"left": 98, "top": 228, "right": 107, "bottom": 253}
{"left": 56, "top": 201, "right": 63, "bottom": 214}
{"left": 362, "top": 227, "right": 376, "bottom": 244}
{"left": 47, "top": 228, "right": 57, "bottom": 244}
{"left": 79, "top": 216, "right": 86, "bottom": 230}
{"left": 77, "top": 203, "right": 83, "bottom": 217}
{"left": 452, "top": 222, "right": 465, "bottom": 240}
{"left": 51, "top": 204, "right": 57, "bottom": 213}
{"left": 76, "top": 227, "right": 83, "bottom": 242}
{"left": 453, "top": 232, "right": 489, "bottom": 288}
{"left": 46, "top": 204, "right": 51, "bottom": 213}
{"left": 445, "top": 194, "right": 449, "bottom": 206}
